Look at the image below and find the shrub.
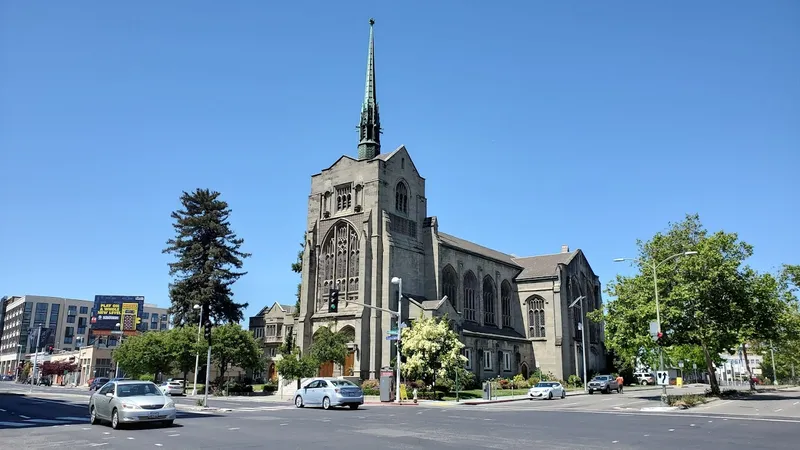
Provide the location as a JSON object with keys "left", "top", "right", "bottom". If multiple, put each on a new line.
{"left": 667, "top": 394, "right": 707, "bottom": 408}
{"left": 512, "top": 374, "right": 528, "bottom": 389}
{"left": 262, "top": 384, "right": 277, "bottom": 394}
{"left": 138, "top": 374, "right": 155, "bottom": 382}
{"left": 567, "top": 375, "right": 583, "bottom": 389}
{"left": 498, "top": 378, "right": 511, "bottom": 389}
{"left": 527, "top": 376, "right": 541, "bottom": 386}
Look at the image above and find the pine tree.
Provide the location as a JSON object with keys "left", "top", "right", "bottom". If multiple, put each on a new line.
{"left": 163, "top": 189, "right": 251, "bottom": 326}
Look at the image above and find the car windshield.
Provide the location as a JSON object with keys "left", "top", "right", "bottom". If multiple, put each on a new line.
{"left": 117, "top": 383, "right": 163, "bottom": 397}
{"left": 329, "top": 380, "right": 357, "bottom": 387}
{"left": 594, "top": 376, "right": 609, "bottom": 381}
{"left": 535, "top": 382, "right": 557, "bottom": 388}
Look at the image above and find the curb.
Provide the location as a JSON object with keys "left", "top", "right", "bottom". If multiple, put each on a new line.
{"left": 462, "top": 397, "right": 529, "bottom": 406}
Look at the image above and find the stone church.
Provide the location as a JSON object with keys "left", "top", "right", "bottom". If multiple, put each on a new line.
{"left": 295, "top": 20, "right": 607, "bottom": 383}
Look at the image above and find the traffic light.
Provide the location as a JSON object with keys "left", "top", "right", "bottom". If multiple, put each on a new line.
{"left": 47, "top": 346, "right": 54, "bottom": 354}
{"left": 328, "top": 288, "right": 340, "bottom": 313}
{"left": 203, "top": 321, "right": 213, "bottom": 344}
{"left": 656, "top": 332, "right": 664, "bottom": 346}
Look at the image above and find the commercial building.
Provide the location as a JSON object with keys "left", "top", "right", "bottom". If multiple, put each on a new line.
{"left": 0, "top": 295, "right": 169, "bottom": 378}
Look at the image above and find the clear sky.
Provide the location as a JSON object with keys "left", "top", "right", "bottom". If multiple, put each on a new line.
{"left": 1, "top": 1, "right": 798, "bottom": 322}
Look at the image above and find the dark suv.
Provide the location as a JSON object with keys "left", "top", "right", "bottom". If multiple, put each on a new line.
{"left": 89, "top": 377, "right": 110, "bottom": 391}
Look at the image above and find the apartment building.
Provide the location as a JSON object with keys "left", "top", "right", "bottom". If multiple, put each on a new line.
{"left": 248, "top": 302, "right": 296, "bottom": 381}
{"left": 0, "top": 295, "right": 169, "bottom": 377}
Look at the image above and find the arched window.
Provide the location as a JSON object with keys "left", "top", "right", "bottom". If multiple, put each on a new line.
{"left": 527, "top": 296, "right": 546, "bottom": 338}
{"left": 482, "top": 276, "right": 496, "bottom": 326}
{"left": 501, "top": 281, "right": 512, "bottom": 328}
{"left": 463, "top": 271, "right": 477, "bottom": 322}
{"left": 395, "top": 182, "right": 408, "bottom": 214}
{"left": 317, "top": 221, "right": 360, "bottom": 311}
{"left": 441, "top": 265, "right": 458, "bottom": 310}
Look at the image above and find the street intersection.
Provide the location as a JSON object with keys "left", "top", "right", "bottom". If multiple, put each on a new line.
{"left": 2, "top": 383, "right": 799, "bottom": 449}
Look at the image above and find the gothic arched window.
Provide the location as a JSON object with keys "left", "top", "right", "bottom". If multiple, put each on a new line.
{"left": 395, "top": 182, "right": 408, "bottom": 214}
{"left": 463, "top": 271, "right": 477, "bottom": 322}
{"left": 441, "top": 265, "right": 458, "bottom": 310}
{"left": 482, "top": 276, "right": 496, "bottom": 326}
{"left": 501, "top": 280, "right": 512, "bottom": 328}
{"left": 527, "top": 296, "right": 546, "bottom": 338}
{"left": 317, "top": 221, "right": 360, "bottom": 311}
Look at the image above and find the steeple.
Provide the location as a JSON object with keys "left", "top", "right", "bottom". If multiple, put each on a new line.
{"left": 357, "top": 18, "right": 381, "bottom": 160}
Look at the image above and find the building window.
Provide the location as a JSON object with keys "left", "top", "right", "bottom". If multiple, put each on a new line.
{"left": 483, "top": 350, "right": 492, "bottom": 370}
{"left": 160, "top": 323, "right": 166, "bottom": 330}
{"left": 49, "top": 304, "right": 61, "bottom": 326}
{"left": 265, "top": 325, "right": 277, "bottom": 337}
{"left": 79, "top": 306, "right": 88, "bottom": 315}
{"left": 441, "top": 265, "right": 458, "bottom": 309}
{"left": 67, "top": 315, "right": 76, "bottom": 323}
{"left": 501, "top": 281, "right": 512, "bottom": 328}
{"left": 336, "top": 185, "right": 352, "bottom": 212}
{"left": 395, "top": 182, "right": 408, "bottom": 213}
{"left": 527, "top": 296, "right": 546, "bottom": 338}
{"left": 34, "top": 303, "right": 48, "bottom": 325}
{"left": 317, "top": 221, "right": 361, "bottom": 311}
{"left": 482, "top": 276, "right": 496, "bottom": 326}
{"left": 150, "top": 322, "right": 158, "bottom": 330}
{"left": 142, "top": 312, "right": 150, "bottom": 320}
{"left": 463, "top": 348, "right": 472, "bottom": 370}
{"left": 463, "top": 271, "right": 478, "bottom": 322}
{"left": 503, "top": 352, "right": 511, "bottom": 371}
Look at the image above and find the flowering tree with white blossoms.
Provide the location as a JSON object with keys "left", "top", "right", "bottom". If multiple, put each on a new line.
{"left": 399, "top": 316, "right": 467, "bottom": 386}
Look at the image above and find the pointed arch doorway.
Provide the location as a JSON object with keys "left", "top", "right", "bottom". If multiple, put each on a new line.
{"left": 520, "top": 362, "right": 529, "bottom": 380}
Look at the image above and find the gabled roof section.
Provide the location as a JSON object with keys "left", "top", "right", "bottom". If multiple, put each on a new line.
{"left": 436, "top": 231, "right": 522, "bottom": 269}
{"left": 372, "top": 145, "right": 424, "bottom": 179}
{"left": 513, "top": 251, "right": 579, "bottom": 280}
{"left": 314, "top": 154, "right": 361, "bottom": 176}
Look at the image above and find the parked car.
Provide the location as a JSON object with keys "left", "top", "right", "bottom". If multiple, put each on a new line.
{"left": 528, "top": 381, "right": 566, "bottom": 400}
{"left": 159, "top": 381, "right": 184, "bottom": 396}
{"left": 294, "top": 378, "right": 364, "bottom": 410}
{"left": 588, "top": 375, "right": 620, "bottom": 394}
{"left": 89, "top": 380, "right": 176, "bottom": 429}
{"left": 634, "top": 372, "right": 655, "bottom": 385}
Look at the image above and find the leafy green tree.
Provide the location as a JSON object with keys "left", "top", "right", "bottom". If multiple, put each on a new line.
{"left": 290, "top": 233, "right": 306, "bottom": 317}
{"left": 163, "top": 189, "right": 251, "bottom": 326}
{"left": 399, "top": 316, "right": 466, "bottom": 386}
{"left": 210, "top": 323, "right": 263, "bottom": 381}
{"left": 309, "top": 326, "right": 349, "bottom": 371}
{"left": 599, "top": 214, "right": 775, "bottom": 395}
{"left": 276, "top": 347, "right": 318, "bottom": 389}
{"left": 167, "top": 326, "right": 207, "bottom": 393}
{"left": 757, "top": 264, "right": 800, "bottom": 383}
{"left": 114, "top": 332, "right": 174, "bottom": 379}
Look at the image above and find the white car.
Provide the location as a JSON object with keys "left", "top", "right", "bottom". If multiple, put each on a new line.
{"left": 528, "top": 381, "right": 566, "bottom": 400}
{"left": 159, "top": 381, "right": 184, "bottom": 396}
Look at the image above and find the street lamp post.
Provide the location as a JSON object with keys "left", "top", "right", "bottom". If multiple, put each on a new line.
{"left": 614, "top": 251, "right": 697, "bottom": 406}
{"left": 391, "top": 277, "right": 403, "bottom": 404}
{"left": 568, "top": 295, "right": 588, "bottom": 392}
{"left": 14, "top": 344, "right": 22, "bottom": 382}
{"left": 191, "top": 304, "right": 203, "bottom": 396}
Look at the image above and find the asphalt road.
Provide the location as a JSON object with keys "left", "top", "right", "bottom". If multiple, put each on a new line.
{"left": 2, "top": 386, "right": 800, "bottom": 449}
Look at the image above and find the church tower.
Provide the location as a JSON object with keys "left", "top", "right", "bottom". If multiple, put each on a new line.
{"left": 357, "top": 18, "right": 381, "bottom": 160}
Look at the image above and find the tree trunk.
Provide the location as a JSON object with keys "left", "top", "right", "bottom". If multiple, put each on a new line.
{"left": 702, "top": 342, "right": 720, "bottom": 395}
{"left": 741, "top": 344, "right": 755, "bottom": 392}
{"left": 182, "top": 370, "right": 188, "bottom": 394}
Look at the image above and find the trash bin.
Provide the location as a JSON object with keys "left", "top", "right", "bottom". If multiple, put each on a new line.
{"left": 676, "top": 377, "right": 683, "bottom": 387}
{"left": 380, "top": 367, "right": 395, "bottom": 402}
{"left": 483, "top": 381, "right": 492, "bottom": 400}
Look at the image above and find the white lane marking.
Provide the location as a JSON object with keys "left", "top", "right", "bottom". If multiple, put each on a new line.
{"left": 103, "top": 432, "right": 111, "bottom": 435}
{"left": 708, "top": 420, "right": 713, "bottom": 423}
{"left": 155, "top": 445, "right": 163, "bottom": 447}
{"left": 25, "top": 419, "right": 69, "bottom": 424}
{"left": 643, "top": 434, "right": 649, "bottom": 437}
{"left": 88, "top": 444, "right": 108, "bottom": 447}
{"left": 668, "top": 429, "right": 675, "bottom": 432}
{"left": 127, "top": 437, "right": 135, "bottom": 440}
{"left": 55, "top": 416, "right": 89, "bottom": 421}
{"left": 612, "top": 440, "right": 619, "bottom": 443}
{"left": 228, "top": 427, "right": 240, "bottom": 430}
{"left": 19, "top": 415, "right": 30, "bottom": 419}
{"left": 168, "top": 434, "right": 180, "bottom": 437}
{"left": 280, "top": 423, "right": 288, "bottom": 426}
{"left": 775, "top": 409, "right": 783, "bottom": 412}
{"left": 0, "top": 421, "right": 31, "bottom": 427}
{"left": 82, "top": 427, "right": 91, "bottom": 430}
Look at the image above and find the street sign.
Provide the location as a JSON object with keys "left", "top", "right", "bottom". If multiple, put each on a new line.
{"left": 692, "top": 363, "right": 697, "bottom": 370}
{"left": 387, "top": 329, "right": 398, "bottom": 335}
{"left": 649, "top": 321, "right": 658, "bottom": 340}
{"left": 678, "top": 361, "right": 684, "bottom": 368}
{"left": 656, "top": 371, "right": 670, "bottom": 386}
{"left": 385, "top": 335, "right": 398, "bottom": 341}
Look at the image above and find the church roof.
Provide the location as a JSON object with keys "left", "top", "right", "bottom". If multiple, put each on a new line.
{"left": 437, "top": 231, "right": 522, "bottom": 268}
{"left": 512, "top": 251, "right": 579, "bottom": 280}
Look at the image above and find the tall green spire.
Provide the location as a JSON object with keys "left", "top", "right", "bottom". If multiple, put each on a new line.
{"left": 357, "top": 18, "right": 381, "bottom": 160}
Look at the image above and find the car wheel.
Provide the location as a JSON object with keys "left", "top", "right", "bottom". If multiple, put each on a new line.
{"left": 561, "top": 390, "right": 566, "bottom": 399}
{"left": 349, "top": 404, "right": 359, "bottom": 410}
{"left": 294, "top": 396, "right": 304, "bottom": 408}
{"left": 162, "top": 420, "right": 174, "bottom": 427}
{"left": 547, "top": 392, "right": 553, "bottom": 400}
{"left": 603, "top": 387, "right": 609, "bottom": 394}
{"left": 322, "top": 396, "right": 331, "bottom": 410}
{"left": 641, "top": 380, "right": 648, "bottom": 386}
{"left": 89, "top": 406, "right": 99, "bottom": 425}
{"left": 588, "top": 389, "right": 594, "bottom": 395}
{"left": 111, "top": 409, "right": 121, "bottom": 430}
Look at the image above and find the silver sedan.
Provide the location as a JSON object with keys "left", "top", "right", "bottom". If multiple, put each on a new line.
{"left": 294, "top": 378, "right": 364, "bottom": 410}
{"left": 89, "top": 380, "right": 177, "bottom": 429}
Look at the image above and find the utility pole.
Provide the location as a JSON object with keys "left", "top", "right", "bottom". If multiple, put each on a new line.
{"left": 191, "top": 304, "right": 203, "bottom": 396}
{"left": 30, "top": 326, "right": 43, "bottom": 393}
{"left": 770, "top": 341, "right": 778, "bottom": 385}
{"left": 391, "top": 277, "right": 403, "bottom": 404}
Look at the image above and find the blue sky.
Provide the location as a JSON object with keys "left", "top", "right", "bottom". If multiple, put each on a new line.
{"left": 1, "top": 1, "right": 798, "bottom": 323}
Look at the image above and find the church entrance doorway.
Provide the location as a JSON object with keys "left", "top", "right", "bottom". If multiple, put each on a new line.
{"left": 343, "top": 351, "right": 355, "bottom": 376}
{"left": 319, "top": 361, "right": 334, "bottom": 377}
{"left": 268, "top": 363, "right": 276, "bottom": 382}
{"left": 520, "top": 363, "right": 529, "bottom": 380}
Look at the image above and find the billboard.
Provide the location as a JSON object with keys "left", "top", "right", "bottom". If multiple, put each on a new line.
{"left": 90, "top": 295, "right": 144, "bottom": 336}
